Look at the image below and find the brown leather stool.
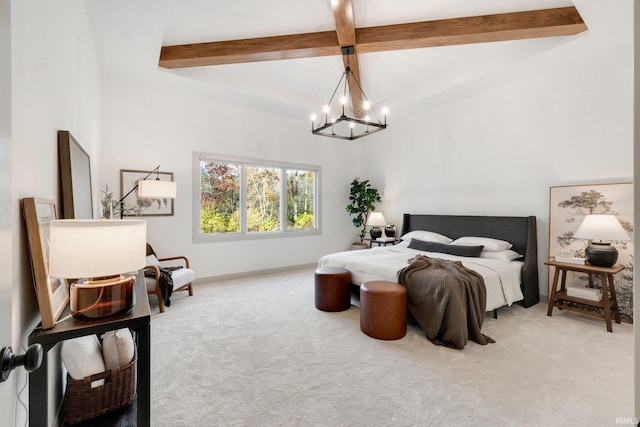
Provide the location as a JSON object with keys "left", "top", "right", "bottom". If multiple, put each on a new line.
{"left": 314, "top": 267, "right": 351, "bottom": 312}
{"left": 360, "top": 281, "right": 407, "bottom": 340}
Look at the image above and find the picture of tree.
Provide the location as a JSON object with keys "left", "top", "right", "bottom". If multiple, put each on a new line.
{"left": 549, "top": 182, "right": 634, "bottom": 323}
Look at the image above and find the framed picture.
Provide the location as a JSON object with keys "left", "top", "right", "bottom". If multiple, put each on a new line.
{"left": 120, "top": 169, "right": 174, "bottom": 216}
{"left": 21, "top": 198, "right": 69, "bottom": 329}
{"left": 548, "top": 182, "right": 634, "bottom": 323}
{"left": 58, "top": 130, "right": 93, "bottom": 219}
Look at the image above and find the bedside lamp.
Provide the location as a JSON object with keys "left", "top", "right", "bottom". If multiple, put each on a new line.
{"left": 573, "top": 214, "right": 630, "bottom": 267}
{"left": 366, "top": 212, "right": 386, "bottom": 240}
{"left": 49, "top": 219, "right": 146, "bottom": 320}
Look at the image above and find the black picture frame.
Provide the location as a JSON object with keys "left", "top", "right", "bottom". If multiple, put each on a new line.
{"left": 58, "top": 130, "right": 93, "bottom": 219}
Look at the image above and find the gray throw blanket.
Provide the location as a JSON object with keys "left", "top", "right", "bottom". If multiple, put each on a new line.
{"left": 398, "top": 255, "right": 494, "bottom": 349}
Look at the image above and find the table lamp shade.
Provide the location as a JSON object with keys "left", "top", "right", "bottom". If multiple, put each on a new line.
{"left": 49, "top": 220, "right": 146, "bottom": 279}
{"left": 573, "top": 214, "right": 629, "bottom": 267}
{"left": 366, "top": 212, "right": 386, "bottom": 227}
{"left": 573, "top": 215, "right": 630, "bottom": 242}
{"left": 136, "top": 179, "right": 176, "bottom": 199}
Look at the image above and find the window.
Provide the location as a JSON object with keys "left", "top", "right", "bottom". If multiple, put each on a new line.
{"left": 194, "top": 153, "right": 320, "bottom": 242}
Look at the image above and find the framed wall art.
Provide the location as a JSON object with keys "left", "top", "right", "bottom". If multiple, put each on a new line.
{"left": 58, "top": 130, "right": 93, "bottom": 219}
{"left": 22, "top": 198, "right": 69, "bottom": 329}
{"left": 548, "top": 182, "right": 634, "bottom": 322}
{"left": 120, "top": 169, "right": 174, "bottom": 216}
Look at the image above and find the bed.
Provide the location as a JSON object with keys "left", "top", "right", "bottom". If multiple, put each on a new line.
{"left": 318, "top": 213, "right": 539, "bottom": 312}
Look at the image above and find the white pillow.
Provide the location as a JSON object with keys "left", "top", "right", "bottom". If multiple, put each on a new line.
{"left": 400, "top": 230, "right": 453, "bottom": 244}
{"left": 101, "top": 328, "right": 135, "bottom": 370}
{"left": 480, "top": 249, "right": 522, "bottom": 262}
{"left": 61, "top": 335, "right": 105, "bottom": 387}
{"left": 145, "top": 254, "right": 161, "bottom": 266}
{"left": 451, "top": 236, "right": 512, "bottom": 251}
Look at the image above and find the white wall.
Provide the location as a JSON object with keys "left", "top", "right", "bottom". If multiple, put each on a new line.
{"left": 359, "top": 0, "right": 633, "bottom": 297}
{"left": 99, "top": 79, "right": 357, "bottom": 280}
{"left": 0, "top": 0, "right": 12, "bottom": 423}
{"left": 10, "top": 0, "right": 101, "bottom": 424}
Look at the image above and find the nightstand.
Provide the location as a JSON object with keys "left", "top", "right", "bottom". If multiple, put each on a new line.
{"left": 365, "top": 238, "right": 399, "bottom": 248}
{"left": 545, "top": 260, "right": 623, "bottom": 332}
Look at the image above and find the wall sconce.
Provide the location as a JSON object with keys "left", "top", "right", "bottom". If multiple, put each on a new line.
{"left": 48, "top": 219, "right": 146, "bottom": 320}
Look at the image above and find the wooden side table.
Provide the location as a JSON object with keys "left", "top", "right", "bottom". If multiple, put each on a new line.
{"left": 545, "top": 260, "right": 623, "bottom": 332}
{"left": 28, "top": 273, "right": 151, "bottom": 426}
{"left": 366, "top": 239, "right": 398, "bottom": 248}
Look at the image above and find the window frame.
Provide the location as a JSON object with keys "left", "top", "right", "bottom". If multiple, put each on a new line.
{"left": 192, "top": 152, "right": 321, "bottom": 243}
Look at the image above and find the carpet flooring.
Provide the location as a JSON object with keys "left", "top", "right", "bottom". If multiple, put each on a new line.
{"left": 149, "top": 267, "right": 634, "bottom": 427}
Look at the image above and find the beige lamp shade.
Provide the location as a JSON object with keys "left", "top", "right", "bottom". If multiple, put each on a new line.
{"left": 48, "top": 219, "right": 147, "bottom": 278}
{"left": 136, "top": 179, "right": 176, "bottom": 199}
{"left": 573, "top": 214, "right": 630, "bottom": 242}
{"left": 366, "top": 212, "right": 386, "bottom": 227}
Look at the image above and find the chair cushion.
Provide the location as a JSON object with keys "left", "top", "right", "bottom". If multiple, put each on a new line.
{"left": 145, "top": 255, "right": 161, "bottom": 266}
{"left": 171, "top": 268, "right": 195, "bottom": 288}
{"left": 145, "top": 267, "right": 195, "bottom": 290}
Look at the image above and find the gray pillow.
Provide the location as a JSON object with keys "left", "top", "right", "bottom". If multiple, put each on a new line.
{"left": 408, "top": 239, "right": 483, "bottom": 257}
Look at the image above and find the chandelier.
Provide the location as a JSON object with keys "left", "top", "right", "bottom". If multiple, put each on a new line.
{"left": 310, "top": 46, "right": 388, "bottom": 141}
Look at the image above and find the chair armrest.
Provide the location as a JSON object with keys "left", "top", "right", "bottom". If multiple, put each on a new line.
{"left": 144, "top": 265, "right": 161, "bottom": 274}
{"left": 157, "top": 256, "right": 190, "bottom": 268}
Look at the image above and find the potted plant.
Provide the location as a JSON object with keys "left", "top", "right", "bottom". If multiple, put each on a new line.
{"left": 346, "top": 178, "right": 381, "bottom": 249}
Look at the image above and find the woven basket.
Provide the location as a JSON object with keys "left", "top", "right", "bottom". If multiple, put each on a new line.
{"left": 63, "top": 351, "right": 137, "bottom": 425}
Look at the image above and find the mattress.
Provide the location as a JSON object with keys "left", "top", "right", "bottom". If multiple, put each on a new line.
{"left": 317, "top": 244, "right": 524, "bottom": 312}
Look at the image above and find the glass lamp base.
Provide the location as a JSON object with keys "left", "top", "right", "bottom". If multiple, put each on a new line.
{"left": 70, "top": 274, "right": 136, "bottom": 320}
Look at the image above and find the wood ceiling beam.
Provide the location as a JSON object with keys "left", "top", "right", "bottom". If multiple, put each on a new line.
{"left": 355, "top": 7, "right": 587, "bottom": 54}
{"left": 158, "top": 6, "right": 587, "bottom": 69}
{"left": 159, "top": 31, "right": 340, "bottom": 68}
{"left": 331, "top": 0, "right": 365, "bottom": 117}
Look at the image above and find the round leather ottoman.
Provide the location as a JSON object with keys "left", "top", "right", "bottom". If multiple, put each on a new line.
{"left": 314, "top": 267, "right": 352, "bottom": 312}
{"left": 360, "top": 281, "right": 407, "bottom": 340}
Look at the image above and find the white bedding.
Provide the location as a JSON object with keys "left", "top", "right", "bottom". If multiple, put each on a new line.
{"left": 317, "top": 244, "right": 524, "bottom": 311}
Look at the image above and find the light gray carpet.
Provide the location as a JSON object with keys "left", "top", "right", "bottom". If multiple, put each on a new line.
{"left": 149, "top": 268, "right": 634, "bottom": 427}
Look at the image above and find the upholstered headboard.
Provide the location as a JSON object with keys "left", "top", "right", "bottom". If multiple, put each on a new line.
{"left": 400, "top": 214, "right": 539, "bottom": 308}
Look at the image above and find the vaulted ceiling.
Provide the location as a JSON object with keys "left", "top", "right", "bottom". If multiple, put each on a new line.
{"left": 86, "top": 0, "right": 594, "bottom": 120}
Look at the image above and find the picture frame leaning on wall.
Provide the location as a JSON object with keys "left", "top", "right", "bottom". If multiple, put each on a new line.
{"left": 22, "top": 197, "right": 69, "bottom": 329}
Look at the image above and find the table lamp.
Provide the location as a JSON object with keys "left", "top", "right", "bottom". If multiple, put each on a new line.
{"left": 573, "top": 214, "right": 630, "bottom": 267}
{"left": 48, "top": 219, "right": 146, "bottom": 320}
{"left": 366, "top": 212, "right": 386, "bottom": 239}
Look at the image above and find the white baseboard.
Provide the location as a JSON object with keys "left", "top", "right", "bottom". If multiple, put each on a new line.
{"left": 193, "top": 263, "right": 317, "bottom": 286}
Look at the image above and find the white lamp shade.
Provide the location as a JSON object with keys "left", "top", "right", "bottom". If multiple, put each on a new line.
{"left": 573, "top": 214, "right": 630, "bottom": 242}
{"left": 136, "top": 179, "right": 176, "bottom": 199}
{"left": 48, "top": 219, "right": 147, "bottom": 278}
{"left": 366, "top": 212, "right": 386, "bottom": 227}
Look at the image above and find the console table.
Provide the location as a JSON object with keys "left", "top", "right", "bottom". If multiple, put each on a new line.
{"left": 545, "top": 260, "right": 623, "bottom": 332}
{"left": 28, "top": 274, "right": 151, "bottom": 426}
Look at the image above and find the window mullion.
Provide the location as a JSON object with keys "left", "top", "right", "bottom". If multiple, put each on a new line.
{"left": 240, "top": 162, "right": 247, "bottom": 234}
{"left": 280, "top": 168, "right": 287, "bottom": 232}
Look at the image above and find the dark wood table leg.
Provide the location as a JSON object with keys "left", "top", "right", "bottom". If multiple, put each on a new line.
{"left": 134, "top": 323, "right": 151, "bottom": 426}
{"left": 547, "top": 266, "right": 561, "bottom": 316}
{"left": 606, "top": 273, "right": 621, "bottom": 324}
{"left": 28, "top": 343, "right": 53, "bottom": 427}
{"left": 600, "top": 273, "right": 613, "bottom": 332}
